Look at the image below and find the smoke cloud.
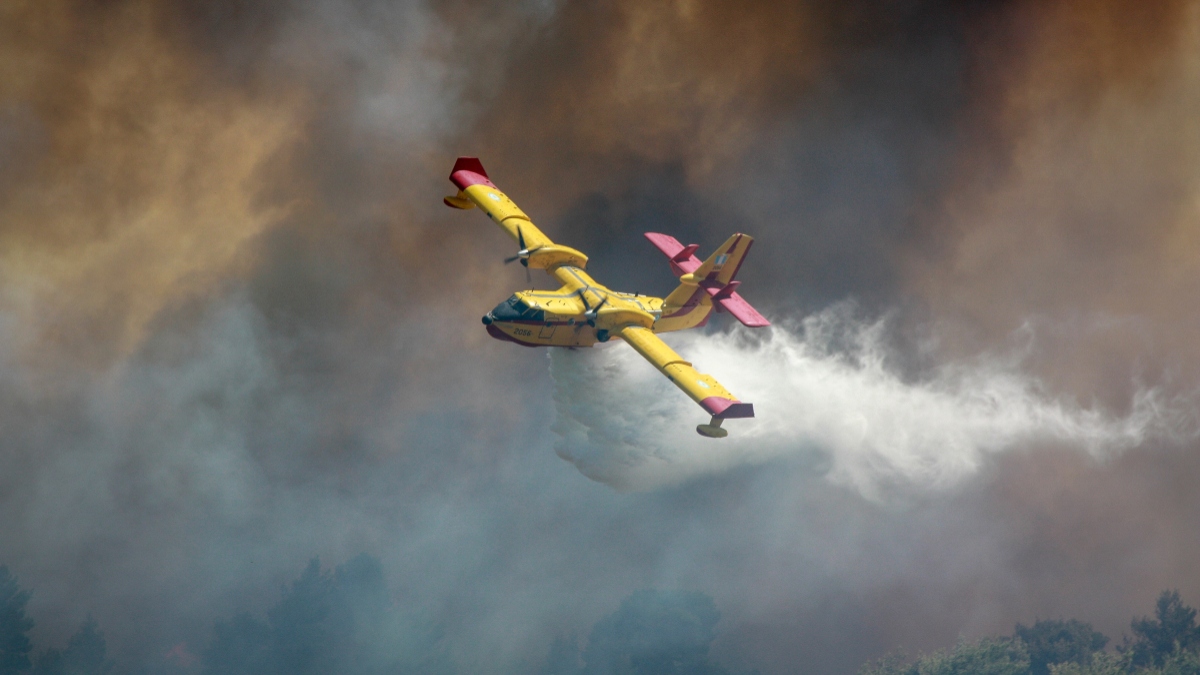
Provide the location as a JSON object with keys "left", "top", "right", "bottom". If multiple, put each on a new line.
{"left": 3, "top": 1, "right": 1200, "bottom": 674}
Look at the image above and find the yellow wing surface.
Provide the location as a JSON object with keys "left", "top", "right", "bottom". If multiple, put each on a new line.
{"left": 618, "top": 326, "right": 754, "bottom": 422}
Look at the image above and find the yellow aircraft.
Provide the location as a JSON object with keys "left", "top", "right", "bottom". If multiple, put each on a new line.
{"left": 444, "top": 157, "right": 770, "bottom": 438}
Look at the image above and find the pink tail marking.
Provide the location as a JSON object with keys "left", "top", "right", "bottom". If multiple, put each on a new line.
{"left": 644, "top": 232, "right": 702, "bottom": 277}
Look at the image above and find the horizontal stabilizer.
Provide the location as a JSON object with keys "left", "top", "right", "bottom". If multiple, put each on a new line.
{"left": 673, "top": 244, "right": 700, "bottom": 262}
{"left": 716, "top": 294, "right": 770, "bottom": 327}
{"left": 698, "top": 281, "right": 770, "bottom": 327}
{"left": 713, "top": 280, "right": 740, "bottom": 300}
{"left": 653, "top": 231, "right": 770, "bottom": 328}
{"left": 644, "top": 232, "right": 701, "bottom": 276}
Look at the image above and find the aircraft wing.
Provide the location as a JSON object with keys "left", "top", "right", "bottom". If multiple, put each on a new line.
{"left": 444, "top": 157, "right": 555, "bottom": 250}
{"left": 617, "top": 325, "right": 754, "bottom": 419}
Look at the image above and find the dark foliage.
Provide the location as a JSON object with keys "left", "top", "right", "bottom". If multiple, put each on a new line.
{"left": 201, "top": 612, "right": 270, "bottom": 675}
{"left": 1127, "top": 591, "right": 1200, "bottom": 669}
{"left": 265, "top": 558, "right": 342, "bottom": 675}
{"left": 861, "top": 591, "right": 1200, "bottom": 675}
{"left": 10, "top": 557, "right": 1199, "bottom": 675}
{"left": 0, "top": 567, "right": 33, "bottom": 675}
{"left": 201, "top": 554, "right": 452, "bottom": 675}
{"left": 580, "top": 589, "right": 728, "bottom": 675}
{"left": 860, "top": 638, "right": 1030, "bottom": 675}
{"left": 1016, "top": 619, "right": 1108, "bottom": 675}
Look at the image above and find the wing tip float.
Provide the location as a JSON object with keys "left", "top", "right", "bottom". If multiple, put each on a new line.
{"left": 447, "top": 158, "right": 772, "bottom": 439}
{"left": 695, "top": 399, "right": 755, "bottom": 440}
{"left": 617, "top": 325, "right": 758, "bottom": 439}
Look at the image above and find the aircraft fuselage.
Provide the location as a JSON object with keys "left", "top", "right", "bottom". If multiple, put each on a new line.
{"left": 483, "top": 286, "right": 662, "bottom": 347}
{"left": 481, "top": 266, "right": 708, "bottom": 348}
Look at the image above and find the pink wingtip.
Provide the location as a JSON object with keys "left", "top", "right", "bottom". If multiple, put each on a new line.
{"left": 700, "top": 397, "right": 755, "bottom": 419}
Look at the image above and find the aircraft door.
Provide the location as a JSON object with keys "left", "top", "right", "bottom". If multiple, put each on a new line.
{"left": 539, "top": 323, "right": 556, "bottom": 340}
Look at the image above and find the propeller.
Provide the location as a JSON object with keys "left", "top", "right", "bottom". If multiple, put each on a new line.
{"left": 504, "top": 226, "right": 533, "bottom": 283}
{"left": 570, "top": 289, "right": 611, "bottom": 341}
{"left": 577, "top": 288, "right": 608, "bottom": 327}
{"left": 572, "top": 288, "right": 592, "bottom": 334}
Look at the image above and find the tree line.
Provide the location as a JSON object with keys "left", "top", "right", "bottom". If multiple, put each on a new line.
{"left": 0, "top": 558, "right": 737, "bottom": 675}
{"left": 862, "top": 591, "right": 1200, "bottom": 675}
{"left": 0, "top": 566, "right": 112, "bottom": 675}
{"left": 2, "top": 557, "right": 1198, "bottom": 675}
{"left": 0, "top": 555, "right": 453, "bottom": 675}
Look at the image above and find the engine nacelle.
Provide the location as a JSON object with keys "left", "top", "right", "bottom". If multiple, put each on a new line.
{"left": 525, "top": 245, "right": 589, "bottom": 271}
{"left": 593, "top": 306, "right": 655, "bottom": 331}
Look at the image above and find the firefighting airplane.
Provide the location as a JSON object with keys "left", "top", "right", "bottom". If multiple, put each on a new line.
{"left": 444, "top": 157, "right": 770, "bottom": 438}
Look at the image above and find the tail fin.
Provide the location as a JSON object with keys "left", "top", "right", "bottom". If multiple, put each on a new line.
{"left": 643, "top": 232, "right": 751, "bottom": 283}
{"left": 450, "top": 156, "right": 490, "bottom": 181}
{"left": 692, "top": 233, "right": 753, "bottom": 285}
{"left": 647, "top": 232, "right": 770, "bottom": 328}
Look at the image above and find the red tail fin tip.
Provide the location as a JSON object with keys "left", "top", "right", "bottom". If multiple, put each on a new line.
{"left": 451, "top": 157, "right": 488, "bottom": 178}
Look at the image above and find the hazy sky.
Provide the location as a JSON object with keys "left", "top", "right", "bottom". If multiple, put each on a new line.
{"left": 2, "top": 1, "right": 1200, "bottom": 674}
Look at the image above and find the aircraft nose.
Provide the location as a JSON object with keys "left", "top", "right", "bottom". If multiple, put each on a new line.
{"left": 482, "top": 313, "right": 493, "bottom": 325}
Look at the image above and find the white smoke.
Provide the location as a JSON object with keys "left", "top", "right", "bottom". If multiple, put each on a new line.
{"left": 550, "top": 306, "right": 1179, "bottom": 497}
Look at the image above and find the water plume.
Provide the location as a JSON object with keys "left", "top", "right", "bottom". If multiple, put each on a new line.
{"left": 551, "top": 306, "right": 1179, "bottom": 498}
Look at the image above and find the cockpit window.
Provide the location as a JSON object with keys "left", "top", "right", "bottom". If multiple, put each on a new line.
{"left": 494, "top": 296, "right": 545, "bottom": 322}
{"left": 522, "top": 302, "right": 545, "bottom": 322}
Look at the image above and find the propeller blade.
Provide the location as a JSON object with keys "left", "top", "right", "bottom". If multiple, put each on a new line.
{"left": 584, "top": 295, "right": 608, "bottom": 326}
{"left": 504, "top": 249, "right": 532, "bottom": 264}
{"left": 503, "top": 227, "right": 530, "bottom": 265}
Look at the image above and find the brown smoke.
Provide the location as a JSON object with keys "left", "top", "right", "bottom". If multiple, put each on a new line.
{"left": 905, "top": 0, "right": 1200, "bottom": 402}
{"left": 0, "top": 1, "right": 302, "bottom": 374}
{"left": 456, "top": 0, "right": 825, "bottom": 218}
